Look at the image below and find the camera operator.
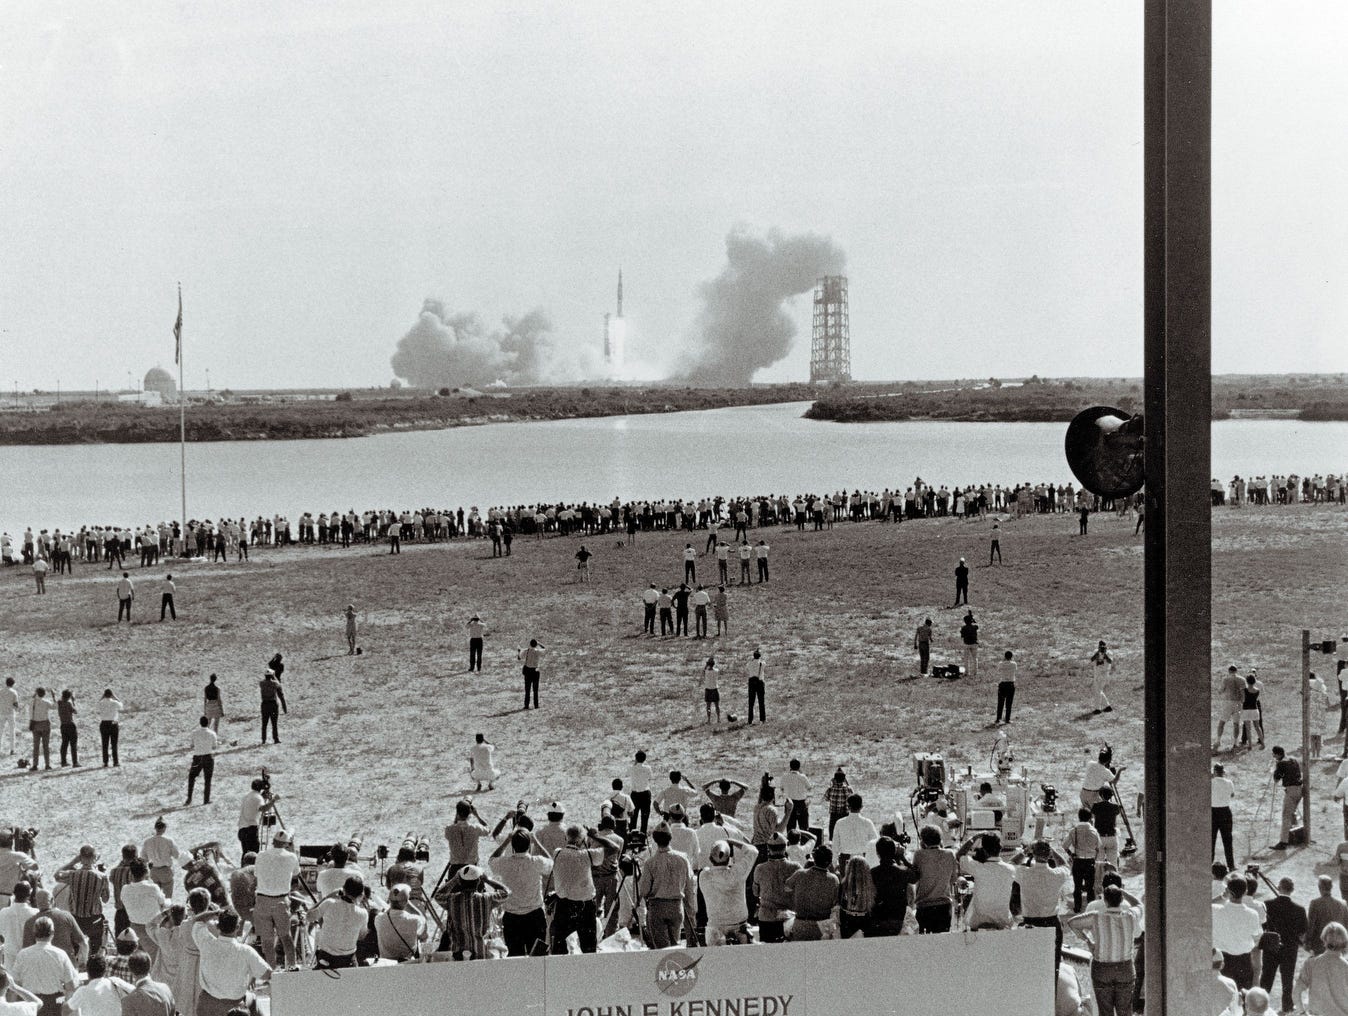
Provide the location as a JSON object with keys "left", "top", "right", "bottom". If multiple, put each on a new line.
{"left": 236, "top": 778, "right": 275, "bottom": 856}
{"left": 53, "top": 843, "right": 111, "bottom": 948}
{"left": 868, "top": 833, "right": 915, "bottom": 937}
{"left": 444, "top": 799, "right": 491, "bottom": 880}
{"left": 488, "top": 818, "right": 553, "bottom": 957}
{"left": 316, "top": 841, "right": 359, "bottom": 900}
{"left": 752, "top": 833, "right": 800, "bottom": 944}
{"left": 1013, "top": 839, "right": 1070, "bottom": 968}
{"left": 307, "top": 873, "right": 369, "bottom": 969}
{"left": 375, "top": 883, "right": 429, "bottom": 962}
{"left": 253, "top": 830, "right": 300, "bottom": 971}
{"left": 0, "top": 828, "right": 40, "bottom": 912}
{"left": 956, "top": 832, "right": 1016, "bottom": 931}
{"left": 384, "top": 845, "right": 425, "bottom": 894}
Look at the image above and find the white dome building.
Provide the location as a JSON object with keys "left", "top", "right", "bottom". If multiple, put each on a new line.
{"left": 143, "top": 366, "right": 177, "bottom": 399}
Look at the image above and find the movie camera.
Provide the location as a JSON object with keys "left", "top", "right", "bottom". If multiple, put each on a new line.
{"left": 619, "top": 829, "right": 647, "bottom": 878}
{"left": 4, "top": 826, "right": 39, "bottom": 859}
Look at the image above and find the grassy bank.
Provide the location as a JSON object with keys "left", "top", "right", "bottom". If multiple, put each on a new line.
{"left": 2, "top": 503, "right": 1344, "bottom": 905}
{"left": 805, "top": 374, "right": 1348, "bottom": 423}
{"left": 0, "top": 384, "right": 817, "bottom": 445}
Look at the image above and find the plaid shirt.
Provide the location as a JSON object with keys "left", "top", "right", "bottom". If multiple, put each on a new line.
{"left": 183, "top": 858, "right": 228, "bottom": 907}
{"left": 825, "top": 783, "right": 852, "bottom": 816}
{"left": 107, "top": 952, "right": 136, "bottom": 982}
{"left": 445, "top": 886, "right": 508, "bottom": 958}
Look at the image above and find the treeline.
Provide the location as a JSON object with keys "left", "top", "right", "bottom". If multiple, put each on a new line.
{"left": 0, "top": 384, "right": 819, "bottom": 445}
{"left": 805, "top": 376, "right": 1348, "bottom": 423}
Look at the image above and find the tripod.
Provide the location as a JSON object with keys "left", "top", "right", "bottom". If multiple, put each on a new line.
{"left": 1109, "top": 766, "right": 1139, "bottom": 857}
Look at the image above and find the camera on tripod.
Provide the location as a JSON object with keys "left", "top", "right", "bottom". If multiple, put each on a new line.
{"left": 257, "top": 768, "right": 282, "bottom": 828}
{"left": 401, "top": 834, "right": 432, "bottom": 863}
{"left": 619, "top": 829, "right": 647, "bottom": 877}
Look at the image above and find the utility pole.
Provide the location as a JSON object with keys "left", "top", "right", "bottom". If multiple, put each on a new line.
{"left": 1303, "top": 629, "right": 1313, "bottom": 840}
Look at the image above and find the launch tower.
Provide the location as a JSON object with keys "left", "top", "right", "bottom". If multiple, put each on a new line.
{"left": 604, "top": 269, "right": 625, "bottom": 376}
{"left": 810, "top": 275, "right": 851, "bottom": 384}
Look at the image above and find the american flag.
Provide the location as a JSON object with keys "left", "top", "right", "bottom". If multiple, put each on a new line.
{"left": 173, "top": 285, "right": 182, "bottom": 364}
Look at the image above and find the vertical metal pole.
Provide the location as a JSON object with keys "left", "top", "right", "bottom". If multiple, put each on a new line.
{"left": 179, "top": 291, "right": 187, "bottom": 541}
{"left": 1144, "top": 1, "right": 1212, "bottom": 1013}
{"left": 1304, "top": 630, "right": 1313, "bottom": 839}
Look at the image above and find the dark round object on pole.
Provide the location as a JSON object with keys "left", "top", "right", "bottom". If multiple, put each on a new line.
{"left": 1065, "top": 406, "right": 1146, "bottom": 498}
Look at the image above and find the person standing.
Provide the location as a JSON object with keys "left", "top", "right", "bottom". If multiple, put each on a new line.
{"left": 116, "top": 572, "right": 135, "bottom": 623}
{"left": 702, "top": 657, "right": 720, "bottom": 724}
{"left": 1213, "top": 665, "right": 1247, "bottom": 752}
{"left": 953, "top": 558, "right": 969, "bottom": 606}
{"left": 657, "top": 589, "right": 674, "bottom": 637}
{"left": 692, "top": 585, "right": 710, "bottom": 638}
{"left": 253, "top": 830, "right": 301, "bottom": 972}
{"left": 467, "top": 615, "right": 486, "bottom": 672}
{"left": 518, "top": 639, "right": 544, "bottom": 710}
{"left": 1078, "top": 504, "right": 1091, "bottom": 536}
{"left": 1259, "top": 877, "right": 1308, "bottom": 1014}
{"left": 914, "top": 618, "right": 934, "bottom": 676}
{"left": 237, "top": 779, "right": 269, "bottom": 857}
{"left": 746, "top": 650, "right": 766, "bottom": 725}
{"left": 11, "top": 916, "right": 79, "bottom": 1016}
{"left": 1211, "top": 763, "right": 1236, "bottom": 870}
{"left": 343, "top": 605, "right": 357, "bottom": 655}
{"left": 637, "top": 825, "right": 696, "bottom": 950}
{"left": 32, "top": 554, "right": 47, "bottom": 594}
{"left": 912, "top": 825, "right": 958, "bottom": 934}
{"left": 1212, "top": 874, "right": 1264, "bottom": 990}
{"left": 259, "top": 669, "right": 287, "bottom": 744}
{"left": 3, "top": 677, "right": 17, "bottom": 756}
{"left": 96, "top": 688, "right": 123, "bottom": 767}
{"left": 549, "top": 826, "right": 607, "bottom": 954}
{"left": 627, "top": 751, "right": 653, "bottom": 834}
{"left": 28, "top": 687, "right": 53, "bottom": 772}
{"left": 1062, "top": 807, "right": 1101, "bottom": 913}
{"left": 142, "top": 819, "right": 182, "bottom": 899}
{"left": 641, "top": 584, "right": 658, "bottom": 635}
{"left": 202, "top": 675, "right": 224, "bottom": 733}
{"left": 1308, "top": 876, "right": 1348, "bottom": 956}
{"left": 487, "top": 828, "right": 552, "bottom": 958}
{"left": 1090, "top": 640, "right": 1114, "bottom": 715}
{"left": 1270, "top": 746, "right": 1303, "bottom": 851}
{"left": 995, "top": 650, "right": 1017, "bottom": 725}
{"left": 1064, "top": 885, "right": 1141, "bottom": 1016}
{"left": 960, "top": 612, "right": 979, "bottom": 679}
{"left": 713, "top": 585, "right": 729, "bottom": 637}
{"left": 755, "top": 540, "right": 770, "bottom": 583}
{"left": 186, "top": 717, "right": 219, "bottom": 806}
{"left": 53, "top": 844, "right": 111, "bottom": 949}
{"left": 194, "top": 908, "right": 272, "bottom": 1012}
{"left": 1296, "top": 921, "right": 1348, "bottom": 1016}
{"left": 781, "top": 760, "right": 811, "bottom": 832}
{"left": 1240, "top": 672, "right": 1265, "bottom": 749}
{"left": 715, "top": 540, "right": 730, "bottom": 585}
{"left": 159, "top": 575, "right": 176, "bottom": 621}
{"left": 574, "top": 545, "right": 592, "bottom": 582}
{"left": 989, "top": 521, "right": 1002, "bottom": 564}
{"left": 672, "top": 584, "right": 691, "bottom": 637}
{"left": 683, "top": 544, "right": 697, "bottom": 584}
{"left": 57, "top": 689, "right": 79, "bottom": 768}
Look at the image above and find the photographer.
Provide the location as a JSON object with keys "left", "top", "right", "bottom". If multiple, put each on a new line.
{"left": 444, "top": 799, "right": 491, "bottom": 880}
{"left": 236, "top": 778, "right": 275, "bottom": 856}
{"left": 53, "top": 844, "right": 111, "bottom": 948}
{"left": 194, "top": 908, "right": 272, "bottom": 1014}
{"left": 307, "top": 873, "right": 370, "bottom": 969}
{"left": 1013, "top": 839, "right": 1070, "bottom": 968}
{"left": 375, "top": 883, "right": 429, "bottom": 962}
{"left": 488, "top": 819, "right": 553, "bottom": 957}
{"left": 440, "top": 866, "right": 509, "bottom": 960}
{"left": 868, "top": 833, "right": 915, "bottom": 937}
{"left": 0, "top": 829, "right": 39, "bottom": 913}
{"left": 316, "top": 840, "right": 359, "bottom": 900}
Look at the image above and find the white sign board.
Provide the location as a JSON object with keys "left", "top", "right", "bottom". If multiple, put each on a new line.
{"left": 270, "top": 929, "right": 1054, "bottom": 1016}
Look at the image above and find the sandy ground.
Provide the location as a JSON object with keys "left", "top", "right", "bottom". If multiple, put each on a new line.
{"left": 1, "top": 503, "right": 1345, "bottom": 921}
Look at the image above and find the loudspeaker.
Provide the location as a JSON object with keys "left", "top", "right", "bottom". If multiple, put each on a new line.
{"left": 1065, "top": 406, "right": 1145, "bottom": 498}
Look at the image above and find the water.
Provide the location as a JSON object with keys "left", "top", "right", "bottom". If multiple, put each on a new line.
{"left": 1, "top": 402, "right": 1344, "bottom": 530}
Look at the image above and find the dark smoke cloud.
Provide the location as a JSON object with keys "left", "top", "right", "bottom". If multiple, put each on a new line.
{"left": 390, "top": 301, "right": 576, "bottom": 388}
{"left": 681, "top": 227, "right": 846, "bottom": 385}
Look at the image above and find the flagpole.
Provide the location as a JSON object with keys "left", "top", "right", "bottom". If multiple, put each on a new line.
{"left": 177, "top": 283, "right": 186, "bottom": 545}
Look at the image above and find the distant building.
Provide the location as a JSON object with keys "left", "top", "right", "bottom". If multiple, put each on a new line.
{"left": 118, "top": 390, "right": 164, "bottom": 407}
{"left": 143, "top": 366, "right": 177, "bottom": 400}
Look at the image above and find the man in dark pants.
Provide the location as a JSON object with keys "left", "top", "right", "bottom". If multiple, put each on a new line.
{"left": 953, "top": 558, "right": 969, "bottom": 606}
{"left": 1062, "top": 808, "right": 1099, "bottom": 913}
{"left": 914, "top": 618, "right": 933, "bottom": 675}
{"left": 187, "top": 716, "right": 218, "bottom": 805}
{"left": 1079, "top": 505, "right": 1090, "bottom": 535}
{"left": 518, "top": 639, "right": 544, "bottom": 710}
{"left": 160, "top": 574, "right": 176, "bottom": 620}
{"left": 260, "top": 668, "right": 287, "bottom": 744}
{"left": 468, "top": 616, "right": 485, "bottom": 672}
{"left": 672, "top": 584, "right": 691, "bottom": 637}
{"left": 641, "top": 585, "right": 658, "bottom": 634}
{"left": 1211, "top": 763, "right": 1235, "bottom": 870}
{"left": 1260, "top": 876, "right": 1307, "bottom": 1014}
{"left": 746, "top": 650, "right": 766, "bottom": 725}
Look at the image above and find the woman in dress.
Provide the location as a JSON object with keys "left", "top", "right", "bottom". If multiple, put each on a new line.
{"left": 203, "top": 674, "right": 224, "bottom": 732}
{"left": 1241, "top": 671, "right": 1264, "bottom": 750}
{"left": 713, "top": 586, "right": 729, "bottom": 637}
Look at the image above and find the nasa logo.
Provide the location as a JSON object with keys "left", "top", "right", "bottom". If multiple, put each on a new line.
{"left": 654, "top": 951, "right": 703, "bottom": 998}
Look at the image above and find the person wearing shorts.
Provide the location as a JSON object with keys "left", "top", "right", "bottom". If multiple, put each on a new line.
{"left": 702, "top": 658, "right": 720, "bottom": 724}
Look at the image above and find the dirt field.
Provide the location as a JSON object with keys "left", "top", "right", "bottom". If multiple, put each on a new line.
{"left": 2, "top": 504, "right": 1345, "bottom": 904}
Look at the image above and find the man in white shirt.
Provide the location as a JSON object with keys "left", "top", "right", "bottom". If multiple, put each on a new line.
{"left": 252, "top": 831, "right": 300, "bottom": 970}
{"left": 94, "top": 690, "right": 123, "bottom": 767}
{"left": 488, "top": 827, "right": 553, "bottom": 957}
{"left": 1212, "top": 874, "right": 1263, "bottom": 989}
{"left": 306, "top": 875, "right": 368, "bottom": 969}
{"left": 0, "top": 881, "right": 39, "bottom": 967}
{"left": 159, "top": 574, "right": 176, "bottom": 621}
{"left": 746, "top": 650, "right": 766, "bottom": 725}
{"left": 237, "top": 779, "right": 269, "bottom": 856}
{"left": 11, "top": 917, "right": 78, "bottom": 1014}
{"left": 185, "top": 717, "right": 219, "bottom": 806}
{"left": 1211, "top": 763, "right": 1236, "bottom": 870}
{"left": 831, "top": 794, "right": 879, "bottom": 866}
{"left": 626, "top": 751, "right": 654, "bottom": 834}
{"left": 120, "top": 861, "right": 168, "bottom": 959}
{"left": 63, "top": 953, "right": 134, "bottom": 1016}
{"left": 956, "top": 833, "right": 1016, "bottom": 930}
{"left": 699, "top": 834, "right": 758, "bottom": 945}
{"left": 1080, "top": 750, "right": 1116, "bottom": 811}
{"left": 0, "top": 967, "right": 41, "bottom": 1016}
{"left": 641, "top": 585, "right": 659, "bottom": 635}
{"left": 141, "top": 819, "right": 182, "bottom": 900}
{"left": 654, "top": 772, "right": 698, "bottom": 819}
{"left": 115, "top": 572, "right": 134, "bottom": 623}
{"left": 780, "top": 761, "right": 811, "bottom": 833}
{"left": 374, "top": 883, "right": 429, "bottom": 962}
{"left": 193, "top": 909, "right": 272, "bottom": 1013}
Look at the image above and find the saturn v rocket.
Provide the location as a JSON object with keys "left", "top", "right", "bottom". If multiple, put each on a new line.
{"left": 603, "top": 270, "right": 625, "bottom": 377}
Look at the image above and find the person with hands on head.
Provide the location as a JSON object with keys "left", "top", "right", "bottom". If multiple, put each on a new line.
{"left": 488, "top": 817, "right": 553, "bottom": 957}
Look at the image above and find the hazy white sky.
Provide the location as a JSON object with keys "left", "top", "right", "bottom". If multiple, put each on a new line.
{"left": 2, "top": 2, "right": 1345, "bottom": 391}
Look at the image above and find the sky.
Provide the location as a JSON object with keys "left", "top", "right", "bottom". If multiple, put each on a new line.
{"left": 1, "top": 2, "right": 1346, "bottom": 392}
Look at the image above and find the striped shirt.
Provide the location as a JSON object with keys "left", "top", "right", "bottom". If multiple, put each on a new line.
{"left": 56, "top": 866, "right": 110, "bottom": 918}
{"left": 1073, "top": 905, "right": 1139, "bottom": 963}
{"left": 445, "top": 886, "right": 508, "bottom": 958}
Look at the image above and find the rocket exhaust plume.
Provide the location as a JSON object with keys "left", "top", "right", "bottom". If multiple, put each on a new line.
{"left": 391, "top": 301, "right": 599, "bottom": 388}
{"left": 681, "top": 227, "right": 846, "bottom": 386}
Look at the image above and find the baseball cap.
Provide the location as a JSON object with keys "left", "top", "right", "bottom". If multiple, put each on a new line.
{"left": 388, "top": 884, "right": 411, "bottom": 903}
{"left": 460, "top": 865, "right": 483, "bottom": 881}
{"left": 666, "top": 803, "right": 685, "bottom": 818}
{"left": 709, "top": 840, "right": 731, "bottom": 865}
